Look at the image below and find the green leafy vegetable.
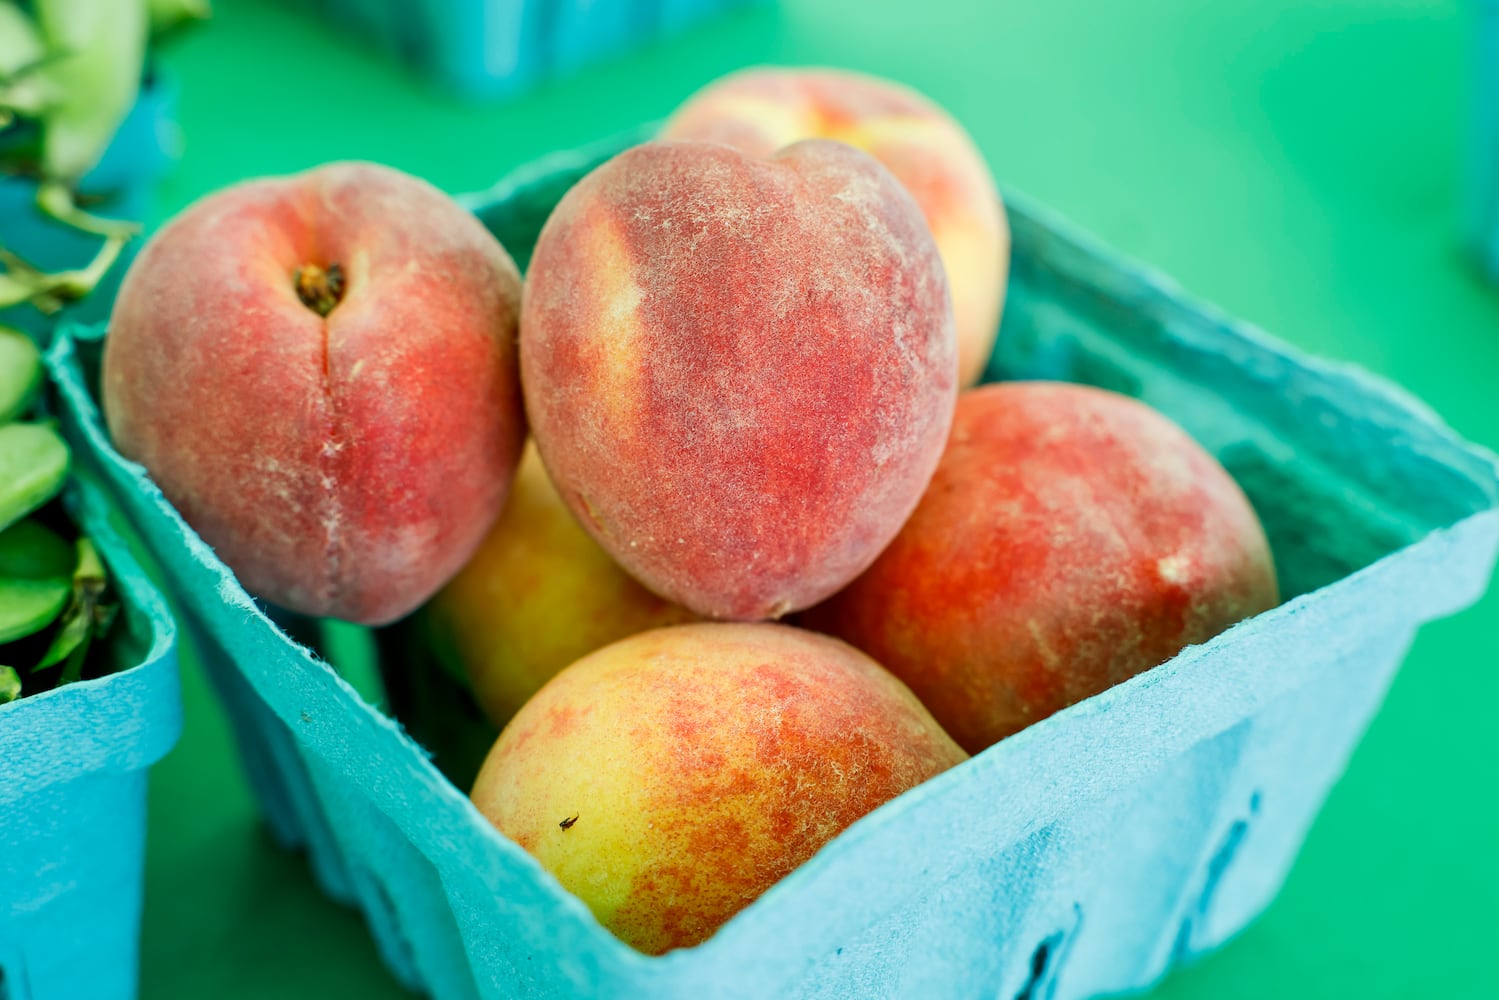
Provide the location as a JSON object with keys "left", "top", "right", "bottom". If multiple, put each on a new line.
{"left": 0, "top": 517, "right": 72, "bottom": 643}
{"left": 0, "top": 422, "right": 70, "bottom": 532}
{"left": 0, "top": 664, "right": 19, "bottom": 704}
{"left": 0, "top": 3, "right": 45, "bottom": 76}
{"left": 32, "top": 0, "right": 148, "bottom": 184}
{"left": 0, "top": 3, "right": 59, "bottom": 121}
{"left": 0, "top": 1, "right": 207, "bottom": 317}
{"left": 0, "top": 325, "right": 42, "bottom": 422}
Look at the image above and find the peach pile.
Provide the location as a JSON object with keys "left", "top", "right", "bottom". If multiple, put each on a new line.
{"left": 104, "top": 66, "right": 1279, "bottom": 957}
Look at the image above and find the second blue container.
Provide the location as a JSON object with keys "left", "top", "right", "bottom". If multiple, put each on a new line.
{"left": 0, "top": 482, "right": 182, "bottom": 1000}
{"left": 299, "top": 0, "right": 768, "bottom": 100}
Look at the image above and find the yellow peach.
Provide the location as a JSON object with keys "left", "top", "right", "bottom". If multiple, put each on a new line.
{"left": 470, "top": 623, "right": 967, "bottom": 954}
{"left": 422, "top": 442, "right": 696, "bottom": 727}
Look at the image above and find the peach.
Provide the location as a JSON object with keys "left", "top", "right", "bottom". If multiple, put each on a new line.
{"left": 805, "top": 382, "right": 1279, "bottom": 753}
{"left": 470, "top": 622, "right": 967, "bottom": 954}
{"left": 103, "top": 162, "right": 525, "bottom": 625}
{"left": 421, "top": 441, "right": 697, "bottom": 727}
{"left": 521, "top": 139, "right": 957, "bottom": 622}
{"left": 664, "top": 67, "right": 1008, "bottom": 387}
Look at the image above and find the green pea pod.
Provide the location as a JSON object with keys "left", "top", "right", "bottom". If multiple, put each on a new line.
{"left": 0, "top": 422, "right": 70, "bottom": 532}
{"left": 0, "top": 326, "right": 42, "bottom": 422}
{"left": 0, "top": 517, "right": 72, "bottom": 644}
{"left": 33, "top": 0, "right": 147, "bottom": 183}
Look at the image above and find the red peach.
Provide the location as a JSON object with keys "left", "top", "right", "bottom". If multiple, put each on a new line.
{"left": 103, "top": 162, "right": 525, "bottom": 625}
{"left": 469, "top": 622, "right": 967, "bottom": 954}
{"left": 805, "top": 382, "right": 1279, "bottom": 753}
{"left": 520, "top": 139, "right": 957, "bottom": 621}
{"left": 664, "top": 67, "right": 1009, "bottom": 387}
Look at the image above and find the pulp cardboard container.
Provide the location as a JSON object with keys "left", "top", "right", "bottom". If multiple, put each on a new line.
{"left": 0, "top": 482, "right": 182, "bottom": 1000}
{"left": 297, "top": 0, "right": 767, "bottom": 100}
{"left": 0, "top": 76, "right": 180, "bottom": 340}
{"left": 45, "top": 132, "right": 1499, "bottom": 998}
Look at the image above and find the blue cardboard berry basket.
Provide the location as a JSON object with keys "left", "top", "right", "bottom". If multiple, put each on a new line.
{"left": 0, "top": 75, "right": 180, "bottom": 340}
{"left": 45, "top": 131, "right": 1499, "bottom": 998}
{"left": 0, "top": 482, "right": 182, "bottom": 1000}
{"left": 296, "top": 0, "right": 767, "bottom": 100}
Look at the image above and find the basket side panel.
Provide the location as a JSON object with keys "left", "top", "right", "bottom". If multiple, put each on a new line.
{"left": 0, "top": 771, "right": 150, "bottom": 1000}
{"left": 716, "top": 626, "right": 1413, "bottom": 1000}
{"left": 185, "top": 608, "right": 358, "bottom": 904}
{"left": 301, "top": 755, "right": 486, "bottom": 999}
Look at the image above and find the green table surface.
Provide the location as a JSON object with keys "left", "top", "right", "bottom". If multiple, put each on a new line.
{"left": 140, "top": 0, "right": 1498, "bottom": 996}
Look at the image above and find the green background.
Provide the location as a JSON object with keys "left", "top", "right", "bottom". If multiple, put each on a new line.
{"left": 140, "top": 0, "right": 1498, "bottom": 996}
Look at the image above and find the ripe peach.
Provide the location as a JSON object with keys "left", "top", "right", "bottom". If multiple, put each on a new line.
{"left": 521, "top": 139, "right": 957, "bottom": 622}
{"left": 805, "top": 383, "right": 1279, "bottom": 753}
{"left": 421, "top": 441, "right": 697, "bottom": 728}
{"left": 470, "top": 622, "right": 967, "bottom": 954}
{"left": 103, "top": 162, "right": 525, "bottom": 625}
{"left": 663, "top": 67, "right": 1008, "bottom": 387}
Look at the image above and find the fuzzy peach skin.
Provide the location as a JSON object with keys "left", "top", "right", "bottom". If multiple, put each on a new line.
{"left": 520, "top": 139, "right": 957, "bottom": 622}
{"left": 663, "top": 67, "right": 1008, "bottom": 387}
{"left": 804, "top": 383, "right": 1280, "bottom": 754}
{"left": 103, "top": 162, "right": 525, "bottom": 625}
{"left": 470, "top": 622, "right": 967, "bottom": 955}
{"left": 422, "top": 441, "right": 698, "bottom": 727}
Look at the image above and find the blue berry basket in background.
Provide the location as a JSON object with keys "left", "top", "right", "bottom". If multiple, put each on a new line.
{"left": 0, "top": 75, "right": 180, "bottom": 341}
{"left": 46, "top": 132, "right": 1499, "bottom": 998}
{"left": 295, "top": 0, "right": 768, "bottom": 100}
{"left": 0, "top": 482, "right": 182, "bottom": 1000}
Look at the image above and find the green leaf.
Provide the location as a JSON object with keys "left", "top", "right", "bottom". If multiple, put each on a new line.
{"left": 0, "top": 515, "right": 72, "bottom": 576}
{"left": 0, "top": 421, "right": 70, "bottom": 532}
{"left": 0, "top": 326, "right": 42, "bottom": 422}
{"left": 0, "top": 665, "right": 20, "bottom": 704}
{"left": 0, "top": 518, "right": 72, "bottom": 643}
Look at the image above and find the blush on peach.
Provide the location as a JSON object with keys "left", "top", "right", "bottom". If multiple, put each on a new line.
{"left": 103, "top": 162, "right": 526, "bottom": 625}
